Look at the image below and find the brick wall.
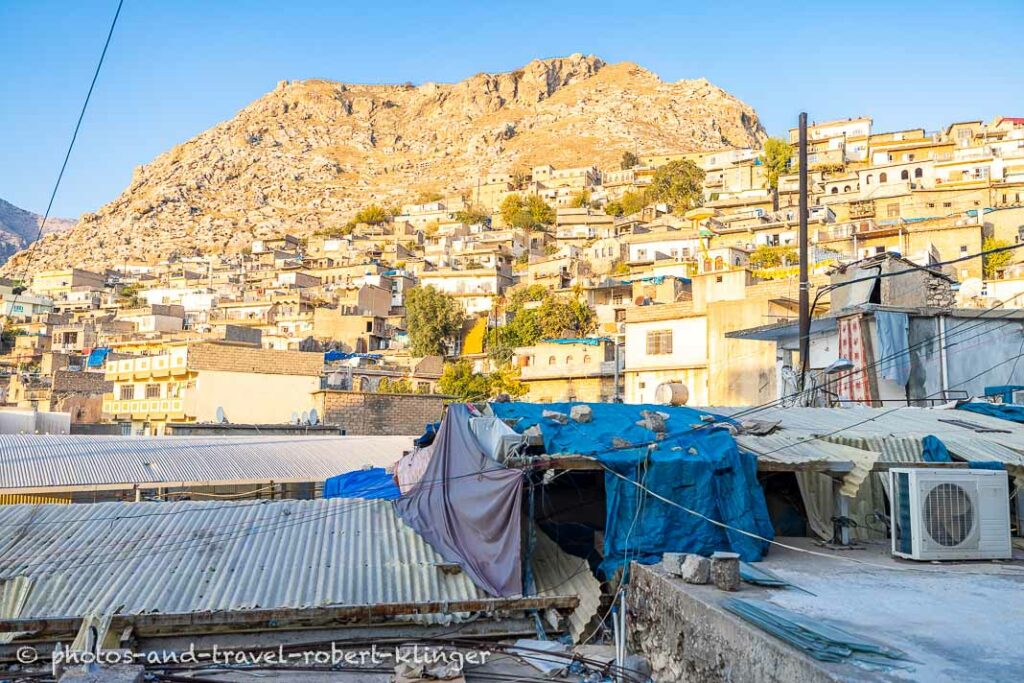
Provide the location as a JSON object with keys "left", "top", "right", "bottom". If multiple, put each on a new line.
{"left": 312, "top": 390, "right": 451, "bottom": 435}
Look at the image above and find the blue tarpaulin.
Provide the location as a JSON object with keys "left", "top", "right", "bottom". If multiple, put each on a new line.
{"left": 540, "top": 337, "right": 608, "bottom": 346}
{"left": 323, "top": 467, "right": 400, "bottom": 501}
{"left": 958, "top": 401, "right": 1024, "bottom": 423}
{"left": 324, "top": 350, "right": 383, "bottom": 362}
{"left": 921, "top": 435, "right": 952, "bottom": 462}
{"left": 921, "top": 433, "right": 1003, "bottom": 470}
{"left": 490, "top": 402, "right": 772, "bottom": 575}
{"left": 86, "top": 347, "right": 111, "bottom": 368}
{"left": 415, "top": 422, "right": 440, "bottom": 447}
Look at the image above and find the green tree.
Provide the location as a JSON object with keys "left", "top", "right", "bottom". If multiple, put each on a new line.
{"left": 438, "top": 360, "right": 527, "bottom": 401}
{"left": 569, "top": 190, "right": 592, "bottom": 208}
{"left": 438, "top": 360, "right": 492, "bottom": 401}
{"left": 983, "top": 237, "right": 1013, "bottom": 279}
{"left": 646, "top": 160, "right": 705, "bottom": 214}
{"left": 749, "top": 245, "right": 798, "bottom": 269}
{"left": 759, "top": 137, "right": 793, "bottom": 211}
{"left": 604, "top": 189, "right": 648, "bottom": 218}
{"left": 454, "top": 206, "right": 491, "bottom": 225}
{"left": 404, "top": 286, "right": 465, "bottom": 357}
{"left": 620, "top": 151, "right": 639, "bottom": 170}
{"left": 536, "top": 296, "right": 595, "bottom": 338}
{"left": 353, "top": 204, "right": 390, "bottom": 225}
{"left": 500, "top": 194, "right": 555, "bottom": 230}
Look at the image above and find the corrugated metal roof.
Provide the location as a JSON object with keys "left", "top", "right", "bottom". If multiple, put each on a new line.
{"left": 0, "top": 499, "right": 590, "bottom": 630}
{"left": 734, "top": 434, "right": 880, "bottom": 496}
{"left": 712, "top": 406, "right": 1024, "bottom": 467}
{"left": 0, "top": 434, "right": 413, "bottom": 492}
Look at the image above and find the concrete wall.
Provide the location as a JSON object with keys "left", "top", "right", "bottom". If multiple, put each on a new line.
{"left": 193, "top": 370, "right": 320, "bottom": 424}
{"left": 629, "top": 564, "right": 844, "bottom": 683}
{"left": 313, "top": 390, "right": 449, "bottom": 435}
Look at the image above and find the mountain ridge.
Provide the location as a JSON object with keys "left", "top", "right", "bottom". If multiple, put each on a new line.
{"left": 3, "top": 54, "right": 766, "bottom": 274}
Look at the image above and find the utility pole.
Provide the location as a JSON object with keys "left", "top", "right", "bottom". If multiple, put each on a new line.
{"left": 798, "top": 112, "right": 810, "bottom": 387}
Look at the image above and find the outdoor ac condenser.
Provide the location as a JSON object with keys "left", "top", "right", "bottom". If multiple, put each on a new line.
{"left": 889, "top": 468, "right": 1012, "bottom": 561}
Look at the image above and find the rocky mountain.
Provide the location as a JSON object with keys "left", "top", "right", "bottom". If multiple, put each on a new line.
{"left": 0, "top": 198, "right": 75, "bottom": 268}
{"left": 3, "top": 54, "right": 766, "bottom": 273}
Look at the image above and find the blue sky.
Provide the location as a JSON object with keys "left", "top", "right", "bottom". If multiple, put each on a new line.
{"left": 2, "top": 0, "right": 1022, "bottom": 218}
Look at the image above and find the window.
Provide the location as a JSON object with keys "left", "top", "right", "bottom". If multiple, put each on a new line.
{"left": 566, "top": 356, "right": 574, "bottom": 365}
{"left": 548, "top": 356, "right": 556, "bottom": 366}
{"left": 119, "top": 385, "right": 135, "bottom": 400}
{"left": 900, "top": 170, "right": 909, "bottom": 180}
{"left": 145, "top": 384, "right": 161, "bottom": 399}
{"left": 879, "top": 172, "right": 888, "bottom": 183}
{"left": 831, "top": 187, "right": 839, "bottom": 194}
{"left": 943, "top": 202, "right": 952, "bottom": 208}
{"left": 915, "top": 167, "right": 923, "bottom": 178}
{"left": 843, "top": 185, "right": 851, "bottom": 192}
{"left": 865, "top": 174, "right": 873, "bottom": 185}
{"left": 583, "top": 355, "right": 592, "bottom": 364}
{"left": 646, "top": 330, "right": 673, "bottom": 355}
{"left": 887, "top": 203, "right": 899, "bottom": 218}
{"left": 960, "top": 245, "right": 968, "bottom": 254}
{"left": 365, "top": 321, "right": 373, "bottom": 333}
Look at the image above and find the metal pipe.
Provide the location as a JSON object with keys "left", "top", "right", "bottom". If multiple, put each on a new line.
{"left": 798, "top": 113, "right": 810, "bottom": 385}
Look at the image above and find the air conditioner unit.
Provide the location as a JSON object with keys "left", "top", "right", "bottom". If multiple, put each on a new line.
{"left": 1013, "top": 389, "right": 1024, "bottom": 405}
{"left": 889, "top": 468, "right": 1011, "bottom": 561}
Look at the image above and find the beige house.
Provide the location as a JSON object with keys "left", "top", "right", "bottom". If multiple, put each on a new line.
{"left": 103, "top": 342, "right": 324, "bottom": 435}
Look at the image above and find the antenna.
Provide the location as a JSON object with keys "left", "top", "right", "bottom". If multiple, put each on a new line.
{"left": 215, "top": 406, "right": 227, "bottom": 424}
{"left": 301, "top": 410, "right": 310, "bottom": 425}
{"left": 309, "top": 408, "right": 319, "bottom": 426}
{"left": 290, "top": 411, "right": 299, "bottom": 425}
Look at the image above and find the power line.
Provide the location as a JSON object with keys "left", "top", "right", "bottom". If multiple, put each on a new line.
{"left": 3, "top": 0, "right": 125, "bottom": 327}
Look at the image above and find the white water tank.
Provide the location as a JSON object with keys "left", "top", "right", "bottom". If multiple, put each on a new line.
{"left": 655, "top": 382, "right": 689, "bottom": 406}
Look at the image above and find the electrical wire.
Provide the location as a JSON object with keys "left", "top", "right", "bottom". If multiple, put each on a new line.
{"left": 2, "top": 0, "right": 125, "bottom": 329}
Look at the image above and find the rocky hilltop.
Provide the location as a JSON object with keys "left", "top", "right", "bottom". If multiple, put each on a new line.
{"left": 0, "top": 198, "right": 74, "bottom": 268}
{"left": 4, "top": 54, "right": 765, "bottom": 273}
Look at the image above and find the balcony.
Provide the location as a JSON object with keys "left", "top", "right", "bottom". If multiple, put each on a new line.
{"left": 103, "top": 397, "right": 186, "bottom": 420}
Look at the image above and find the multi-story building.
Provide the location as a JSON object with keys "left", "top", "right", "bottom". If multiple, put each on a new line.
{"left": 513, "top": 338, "right": 621, "bottom": 403}
{"left": 102, "top": 341, "right": 324, "bottom": 435}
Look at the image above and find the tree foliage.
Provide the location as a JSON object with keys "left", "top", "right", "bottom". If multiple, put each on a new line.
{"left": 378, "top": 377, "right": 414, "bottom": 394}
{"left": 646, "top": 160, "right": 705, "bottom": 214}
{"left": 353, "top": 204, "right": 390, "bottom": 225}
{"left": 983, "top": 237, "right": 1013, "bottom": 279}
{"left": 500, "top": 194, "right": 555, "bottom": 230}
{"left": 760, "top": 137, "right": 793, "bottom": 191}
{"left": 604, "top": 190, "right": 647, "bottom": 217}
{"left": 620, "top": 151, "right": 639, "bottom": 170}
{"left": 414, "top": 191, "right": 444, "bottom": 204}
{"left": 569, "top": 190, "right": 592, "bottom": 209}
{"left": 454, "top": 206, "right": 491, "bottom": 226}
{"left": 484, "top": 285, "right": 596, "bottom": 364}
{"left": 438, "top": 360, "right": 527, "bottom": 401}
{"left": 404, "top": 286, "right": 465, "bottom": 357}
{"left": 749, "top": 245, "right": 797, "bottom": 269}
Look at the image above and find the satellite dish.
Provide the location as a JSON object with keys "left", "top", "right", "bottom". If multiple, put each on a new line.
{"left": 309, "top": 408, "right": 319, "bottom": 426}
{"left": 290, "top": 411, "right": 300, "bottom": 425}
{"left": 301, "top": 410, "right": 310, "bottom": 424}
{"left": 959, "top": 277, "right": 983, "bottom": 300}
{"left": 215, "top": 406, "right": 227, "bottom": 424}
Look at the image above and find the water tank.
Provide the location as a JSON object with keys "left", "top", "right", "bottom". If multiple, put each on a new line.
{"left": 655, "top": 382, "right": 689, "bottom": 406}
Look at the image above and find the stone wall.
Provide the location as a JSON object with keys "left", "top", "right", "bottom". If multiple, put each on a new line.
{"left": 312, "top": 390, "right": 451, "bottom": 435}
{"left": 628, "top": 563, "right": 842, "bottom": 683}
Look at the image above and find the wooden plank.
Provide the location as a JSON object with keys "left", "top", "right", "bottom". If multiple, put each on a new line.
{"left": 0, "top": 596, "right": 579, "bottom": 636}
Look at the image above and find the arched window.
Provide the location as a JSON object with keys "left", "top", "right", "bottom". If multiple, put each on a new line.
{"left": 566, "top": 356, "right": 574, "bottom": 365}
{"left": 358, "top": 377, "right": 370, "bottom": 392}
{"left": 914, "top": 167, "right": 923, "bottom": 178}
{"left": 548, "top": 356, "right": 556, "bottom": 366}
{"left": 866, "top": 174, "right": 873, "bottom": 185}
{"left": 583, "top": 355, "right": 592, "bottom": 364}
{"left": 900, "top": 170, "right": 909, "bottom": 180}
{"left": 831, "top": 187, "right": 839, "bottom": 194}
{"left": 880, "top": 172, "right": 888, "bottom": 183}
{"left": 843, "top": 185, "right": 851, "bottom": 192}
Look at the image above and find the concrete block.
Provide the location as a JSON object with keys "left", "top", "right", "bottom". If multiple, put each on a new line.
{"left": 569, "top": 404, "right": 593, "bottom": 423}
{"left": 662, "top": 552, "right": 686, "bottom": 576}
{"left": 542, "top": 410, "right": 569, "bottom": 424}
{"left": 680, "top": 554, "right": 710, "bottom": 584}
{"left": 711, "top": 551, "right": 740, "bottom": 591}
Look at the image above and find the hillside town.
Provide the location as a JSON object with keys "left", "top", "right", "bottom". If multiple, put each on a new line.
{"left": 3, "top": 115, "right": 1024, "bottom": 433}
{"left": 4, "top": 88, "right": 1024, "bottom": 682}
